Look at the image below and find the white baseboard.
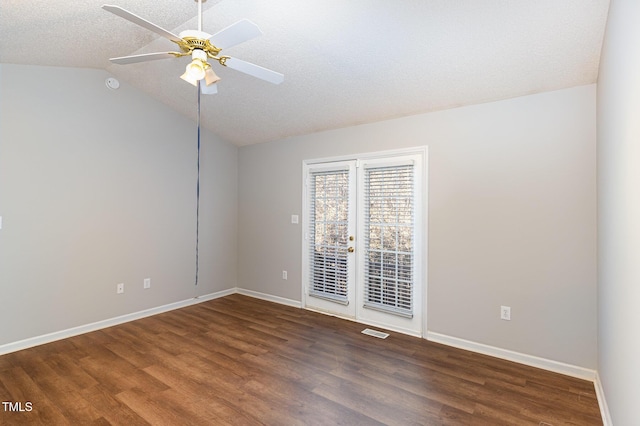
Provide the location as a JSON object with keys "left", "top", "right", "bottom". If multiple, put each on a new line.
{"left": 195, "top": 287, "right": 237, "bottom": 302}
{"left": 426, "top": 331, "right": 597, "bottom": 381}
{"left": 235, "top": 288, "right": 302, "bottom": 308}
{"left": 0, "top": 288, "right": 234, "bottom": 356}
{"left": 594, "top": 372, "right": 613, "bottom": 426}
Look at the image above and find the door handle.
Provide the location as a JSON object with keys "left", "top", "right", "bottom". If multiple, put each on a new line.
{"left": 348, "top": 247, "right": 355, "bottom": 253}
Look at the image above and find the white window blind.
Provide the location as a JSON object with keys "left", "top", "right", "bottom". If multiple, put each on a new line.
{"left": 363, "top": 163, "right": 414, "bottom": 317}
{"left": 308, "top": 169, "right": 350, "bottom": 304}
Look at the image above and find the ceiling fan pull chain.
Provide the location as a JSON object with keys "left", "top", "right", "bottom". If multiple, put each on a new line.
{"left": 195, "top": 80, "right": 201, "bottom": 286}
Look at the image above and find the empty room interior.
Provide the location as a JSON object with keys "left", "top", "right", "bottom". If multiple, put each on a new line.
{"left": 1, "top": 0, "right": 638, "bottom": 424}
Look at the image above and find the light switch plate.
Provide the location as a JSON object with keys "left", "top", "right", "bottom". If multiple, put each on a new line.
{"left": 291, "top": 215, "right": 299, "bottom": 224}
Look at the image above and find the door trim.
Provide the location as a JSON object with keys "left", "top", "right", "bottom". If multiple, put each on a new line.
{"left": 301, "top": 146, "right": 428, "bottom": 337}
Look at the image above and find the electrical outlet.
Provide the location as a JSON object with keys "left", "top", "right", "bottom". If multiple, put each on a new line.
{"left": 282, "top": 270, "right": 288, "bottom": 280}
{"left": 500, "top": 305, "right": 511, "bottom": 321}
{"left": 144, "top": 278, "right": 151, "bottom": 289}
{"left": 117, "top": 283, "right": 124, "bottom": 294}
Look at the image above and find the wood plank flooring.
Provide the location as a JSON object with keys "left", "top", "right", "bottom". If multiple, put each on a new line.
{"left": 0, "top": 294, "right": 602, "bottom": 425}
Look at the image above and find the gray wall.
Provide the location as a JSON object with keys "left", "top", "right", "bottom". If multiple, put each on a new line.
{"left": 0, "top": 63, "right": 598, "bottom": 375}
{"left": 238, "top": 85, "right": 597, "bottom": 369}
{"left": 0, "top": 64, "right": 237, "bottom": 346}
{"left": 597, "top": 0, "right": 640, "bottom": 423}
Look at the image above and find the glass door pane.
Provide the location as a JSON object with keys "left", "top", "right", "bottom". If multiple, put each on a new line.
{"left": 304, "top": 161, "right": 357, "bottom": 318}
{"left": 309, "top": 170, "right": 350, "bottom": 303}
{"left": 363, "top": 164, "right": 414, "bottom": 317}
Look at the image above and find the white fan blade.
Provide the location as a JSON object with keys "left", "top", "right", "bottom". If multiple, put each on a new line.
{"left": 201, "top": 82, "right": 218, "bottom": 95}
{"left": 102, "top": 5, "right": 182, "bottom": 42}
{"left": 110, "top": 52, "right": 179, "bottom": 65}
{"left": 224, "top": 57, "right": 284, "bottom": 85}
{"left": 209, "top": 19, "right": 262, "bottom": 50}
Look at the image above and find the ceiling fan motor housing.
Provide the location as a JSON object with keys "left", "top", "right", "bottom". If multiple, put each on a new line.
{"left": 191, "top": 48, "right": 208, "bottom": 62}
{"left": 177, "top": 30, "right": 221, "bottom": 58}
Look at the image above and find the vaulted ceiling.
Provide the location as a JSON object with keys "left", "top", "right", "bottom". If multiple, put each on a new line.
{"left": 1, "top": 0, "right": 610, "bottom": 146}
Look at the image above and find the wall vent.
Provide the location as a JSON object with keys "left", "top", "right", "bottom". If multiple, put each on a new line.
{"left": 361, "top": 328, "right": 389, "bottom": 339}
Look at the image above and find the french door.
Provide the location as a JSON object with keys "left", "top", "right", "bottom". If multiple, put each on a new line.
{"left": 302, "top": 150, "right": 425, "bottom": 336}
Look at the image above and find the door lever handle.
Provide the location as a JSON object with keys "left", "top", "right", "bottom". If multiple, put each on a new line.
{"left": 348, "top": 247, "right": 355, "bottom": 253}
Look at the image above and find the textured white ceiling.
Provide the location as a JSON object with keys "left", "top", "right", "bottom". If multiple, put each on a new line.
{"left": 1, "top": 0, "right": 610, "bottom": 146}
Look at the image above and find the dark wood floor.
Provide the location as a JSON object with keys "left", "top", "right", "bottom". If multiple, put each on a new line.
{"left": 0, "top": 294, "right": 602, "bottom": 425}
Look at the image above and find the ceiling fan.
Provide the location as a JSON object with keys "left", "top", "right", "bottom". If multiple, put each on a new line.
{"left": 102, "top": 0, "right": 284, "bottom": 94}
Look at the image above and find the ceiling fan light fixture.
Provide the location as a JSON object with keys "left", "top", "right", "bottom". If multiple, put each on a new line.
{"left": 181, "top": 48, "right": 212, "bottom": 85}
{"left": 186, "top": 59, "right": 206, "bottom": 80}
{"left": 204, "top": 67, "right": 221, "bottom": 86}
{"left": 181, "top": 58, "right": 208, "bottom": 86}
{"left": 180, "top": 71, "right": 198, "bottom": 86}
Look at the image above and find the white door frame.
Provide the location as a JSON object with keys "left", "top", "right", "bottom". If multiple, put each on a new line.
{"left": 301, "top": 146, "right": 428, "bottom": 337}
